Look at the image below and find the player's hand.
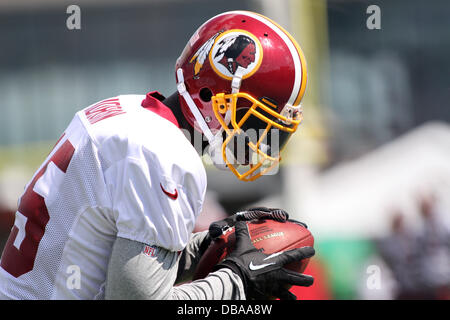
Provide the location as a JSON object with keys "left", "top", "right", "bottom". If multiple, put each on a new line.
{"left": 214, "top": 220, "right": 315, "bottom": 300}
{"left": 199, "top": 207, "right": 291, "bottom": 262}
{"left": 208, "top": 207, "right": 290, "bottom": 239}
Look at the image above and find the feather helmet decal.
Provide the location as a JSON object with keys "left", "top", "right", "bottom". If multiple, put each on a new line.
{"left": 189, "top": 31, "right": 222, "bottom": 78}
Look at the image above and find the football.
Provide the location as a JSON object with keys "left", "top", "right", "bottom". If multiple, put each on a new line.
{"left": 193, "top": 219, "right": 314, "bottom": 280}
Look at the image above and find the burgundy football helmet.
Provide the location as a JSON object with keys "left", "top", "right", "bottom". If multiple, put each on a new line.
{"left": 176, "top": 10, "right": 307, "bottom": 181}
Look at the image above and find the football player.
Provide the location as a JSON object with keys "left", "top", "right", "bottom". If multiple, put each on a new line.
{"left": 0, "top": 10, "right": 314, "bottom": 300}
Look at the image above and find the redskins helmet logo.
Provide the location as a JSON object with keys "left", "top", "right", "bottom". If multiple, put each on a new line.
{"left": 190, "top": 29, "right": 263, "bottom": 80}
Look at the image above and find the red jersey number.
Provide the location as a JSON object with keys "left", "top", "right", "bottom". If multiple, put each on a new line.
{"left": 0, "top": 139, "right": 75, "bottom": 278}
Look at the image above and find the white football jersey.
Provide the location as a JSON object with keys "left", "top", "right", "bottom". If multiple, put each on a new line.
{"left": 0, "top": 93, "right": 207, "bottom": 299}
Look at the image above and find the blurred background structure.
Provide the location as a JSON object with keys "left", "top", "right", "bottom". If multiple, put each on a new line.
{"left": 0, "top": 0, "right": 449, "bottom": 299}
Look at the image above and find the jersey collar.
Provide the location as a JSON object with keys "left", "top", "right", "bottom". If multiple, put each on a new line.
{"left": 141, "top": 91, "right": 180, "bottom": 128}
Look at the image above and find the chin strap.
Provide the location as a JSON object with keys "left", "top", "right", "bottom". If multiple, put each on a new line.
{"left": 176, "top": 67, "right": 247, "bottom": 171}
{"left": 231, "top": 66, "right": 244, "bottom": 94}
{"left": 176, "top": 68, "right": 215, "bottom": 143}
{"left": 176, "top": 68, "right": 230, "bottom": 170}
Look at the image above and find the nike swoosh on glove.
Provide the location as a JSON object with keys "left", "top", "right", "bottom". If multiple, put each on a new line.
{"left": 213, "top": 220, "right": 315, "bottom": 300}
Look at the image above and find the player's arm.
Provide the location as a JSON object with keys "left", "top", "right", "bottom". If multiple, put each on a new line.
{"left": 105, "top": 236, "right": 245, "bottom": 300}
{"left": 175, "top": 230, "right": 210, "bottom": 284}
{"left": 105, "top": 208, "right": 299, "bottom": 299}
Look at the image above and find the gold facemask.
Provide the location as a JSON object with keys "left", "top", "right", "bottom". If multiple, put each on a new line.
{"left": 211, "top": 92, "right": 303, "bottom": 181}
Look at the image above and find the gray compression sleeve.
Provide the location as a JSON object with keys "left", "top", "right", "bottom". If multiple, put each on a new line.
{"left": 105, "top": 237, "right": 245, "bottom": 300}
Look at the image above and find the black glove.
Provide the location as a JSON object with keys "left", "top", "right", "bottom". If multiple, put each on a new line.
{"left": 214, "top": 220, "right": 315, "bottom": 300}
{"left": 196, "top": 207, "right": 288, "bottom": 259}
{"left": 209, "top": 207, "right": 290, "bottom": 239}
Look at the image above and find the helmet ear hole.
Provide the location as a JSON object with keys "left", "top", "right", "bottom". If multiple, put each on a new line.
{"left": 199, "top": 87, "right": 213, "bottom": 102}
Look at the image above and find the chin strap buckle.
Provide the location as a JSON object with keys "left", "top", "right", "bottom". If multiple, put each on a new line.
{"left": 231, "top": 66, "right": 245, "bottom": 94}
{"left": 176, "top": 81, "right": 187, "bottom": 95}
